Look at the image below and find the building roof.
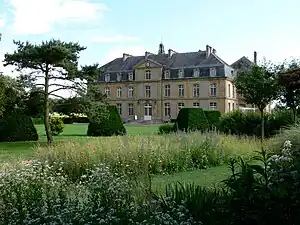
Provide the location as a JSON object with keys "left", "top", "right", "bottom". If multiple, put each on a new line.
{"left": 231, "top": 56, "right": 254, "bottom": 70}
{"left": 101, "top": 50, "right": 230, "bottom": 73}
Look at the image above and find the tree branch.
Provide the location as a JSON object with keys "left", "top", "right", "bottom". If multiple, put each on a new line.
{"left": 49, "top": 93, "right": 67, "bottom": 100}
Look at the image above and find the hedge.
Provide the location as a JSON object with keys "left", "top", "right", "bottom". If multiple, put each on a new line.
{"left": 176, "top": 108, "right": 210, "bottom": 132}
{"left": 0, "top": 108, "right": 38, "bottom": 142}
{"left": 87, "top": 106, "right": 126, "bottom": 136}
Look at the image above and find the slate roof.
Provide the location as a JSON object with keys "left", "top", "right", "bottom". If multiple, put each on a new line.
{"left": 101, "top": 51, "right": 229, "bottom": 73}
{"left": 231, "top": 56, "right": 254, "bottom": 70}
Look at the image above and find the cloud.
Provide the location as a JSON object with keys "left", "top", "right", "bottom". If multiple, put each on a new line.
{"left": 90, "top": 35, "right": 142, "bottom": 43}
{"left": 8, "top": 0, "right": 108, "bottom": 34}
{"left": 99, "top": 46, "right": 146, "bottom": 65}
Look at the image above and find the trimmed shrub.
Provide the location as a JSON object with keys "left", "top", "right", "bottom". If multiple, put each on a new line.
{"left": 204, "top": 110, "right": 221, "bottom": 129}
{"left": 50, "top": 117, "right": 64, "bottom": 136}
{"left": 87, "top": 106, "right": 126, "bottom": 136}
{"left": 176, "top": 108, "right": 209, "bottom": 132}
{"left": 0, "top": 108, "right": 38, "bottom": 142}
{"left": 62, "top": 117, "right": 73, "bottom": 124}
{"left": 73, "top": 116, "right": 89, "bottom": 123}
{"left": 158, "top": 123, "right": 177, "bottom": 134}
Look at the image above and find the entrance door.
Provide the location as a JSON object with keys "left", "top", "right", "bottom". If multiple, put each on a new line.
{"left": 144, "top": 103, "right": 152, "bottom": 120}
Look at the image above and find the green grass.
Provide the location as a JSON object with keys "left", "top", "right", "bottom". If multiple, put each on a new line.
{"left": 0, "top": 123, "right": 160, "bottom": 162}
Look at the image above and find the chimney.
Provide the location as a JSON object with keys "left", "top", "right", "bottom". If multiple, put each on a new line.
{"left": 254, "top": 51, "right": 257, "bottom": 64}
{"left": 123, "top": 53, "right": 130, "bottom": 61}
{"left": 145, "top": 51, "right": 151, "bottom": 58}
{"left": 212, "top": 48, "right": 216, "bottom": 54}
{"left": 206, "top": 45, "right": 212, "bottom": 58}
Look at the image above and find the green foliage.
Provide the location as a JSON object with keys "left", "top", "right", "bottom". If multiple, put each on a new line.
{"left": 24, "top": 88, "right": 45, "bottom": 117}
{"left": 31, "top": 117, "right": 44, "bottom": 124}
{"left": 87, "top": 105, "right": 126, "bottom": 136}
{"left": 219, "top": 110, "right": 294, "bottom": 137}
{"left": 0, "top": 108, "right": 38, "bottom": 142}
{"left": 204, "top": 110, "right": 221, "bottom": 129}
{"left": 176, "top": 108, "right": 210, "bottom": 132}
{"left": 158, "top": 123, "right": 177, "bottom": 134}
{"left": 49, "top": 117, "right": 64, "bottom": 136}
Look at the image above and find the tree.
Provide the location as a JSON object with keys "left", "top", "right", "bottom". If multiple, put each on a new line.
{"left": 3, "top": 39, "right": 86, "bottom": 144}
{"left": 278, "top": 60, "right": 300, "bottom": 124}
{"left": 24, "top": 87, "right": 45, "bottom": 118}
{"left": 234, "top": 62, "right": 280, "bottom": 142}
{"left": 52, "top": 97, "right": 85, "bottom": 115}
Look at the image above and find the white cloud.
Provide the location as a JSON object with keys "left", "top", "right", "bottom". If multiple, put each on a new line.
{"left": 99, "top": 46, "right": 146, "bottom": 65}
{"left": 0, "top": 15, "right": 5, "bottom": 28}
{"left": 8, "top": 0, "right": 108, "bottom": 34}
{"left": 90, "top": 35, "right": 141, "bottom": 43}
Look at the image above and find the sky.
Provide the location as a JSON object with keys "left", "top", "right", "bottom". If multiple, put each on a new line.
{"left": 0, "top": 0, "right": 300, "bottom": 78}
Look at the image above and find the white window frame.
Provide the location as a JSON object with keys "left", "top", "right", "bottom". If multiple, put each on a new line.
{"left": 193, "top": 84, "right": 200, "bottom": 97}
{"left": 145, "top": 70, "right": 151, "bottom": 80}
{"left": 165, "top": 70, "right": 170, "bottom": 79}
{"left": 177, "top": 103, "right": 185, "bottom": 113}
{"left": 164, "top": 103, "right": 171, "bottom": 117}
{"left": 210, "top": 68, "right": 216, "bottom": 77}
{"left": 116, "top": 103, "right": 122, "bottom": 115}
{"left": 178, "top": 69, "right": 184, "bottom": 78}
{"left": 193, "top": 102, "right": 200, "bottom": 107}
{"left": 178, "top": 84, "right": 184, "bottom": 97}
{"left": 128, "top": 86, "right": 133, "bottom": 98}
{"left": 117, "top": 73, "right": 122, "bottom": 82}
{"left": 104, "top": 87, "right": 110, "bottom": 97}
{"left": 117, "top": 87, "right": 122, "bottom": 98}
{"left": 128, "top": 103, "right": 134, "bottom": 116}
{"left": 210, "top": 83, "right": 217, "bottom": 97}
{"left": 128, "top": 72, "right": 134, "bottom": 81}
{"left": 105, "top": 74, "right": 110, "bottom": 82}
{"left": 145, "top": 85, "right": 151, "bottom": 98}
{"left": 164, "top": 84, "right": 170, "bottom": 97}
{"left": 209, "top": 102, "right": 217, "bottom": 110}
{"left": 144, "top": 103, "right": 152, "bottom": 116}
{"left": 193, "top": 69, "right": 200, "bottom": 77}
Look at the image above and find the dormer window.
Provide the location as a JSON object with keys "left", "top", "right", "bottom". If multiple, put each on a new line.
{"left": 210, "top": 68, "right": 216, "bottom": 77}
{"left": 128, "top": 72, "right": 134, "bottom": 81}
{"left": 193, "top": 69, "right": 200, "bottom": 77}
{"left": 145, "top": 70, "right": 151, "bottom": 80}
{"left": 164, "top": 70, "right": 170, "bottom": 79}
{"left": 105, "top": 74, "right": 110, "bottom": 82}
{"left": 178, "top": 69, "right": 184, "bottom": 78}
{"left": 117, "top": 73, "right": 122, "bottom": 81}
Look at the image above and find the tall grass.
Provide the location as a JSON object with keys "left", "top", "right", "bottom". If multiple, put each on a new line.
{"left": 36, "top": 131, "right": 261, "bottom": 180}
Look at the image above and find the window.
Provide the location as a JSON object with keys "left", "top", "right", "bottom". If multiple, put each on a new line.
{"left": 193, "top": 84, "right": 200, "bottom": 97}
{"left": 144, "top": 103, "right": 152, "bottom": 116}
{"left": 104, "top": 87, "right": 110, "bottom": 97}
{"left": 116, "top": 103, "right": 122, "bottom": 115}
{"left": 145, "top": 70, "right": 151, "bottom": 80}
{"left": 193, "top": 69, "right": 200, "bottom": 77}
{"left": 117, "top": 87, "right": 122, "bottom": 98}
{"left": 164, "top": 85, "right": 170, "bottom": 97}
{"left": 210, "top": 68, "right": 216, "bottom": 77}
{"left": 178, "top": 84, "right": 184, "bottom": 97}
{"left": 228, "top": 102, "right": 231, "bottom": 112}
{"left": 232, "top": 85, "right": 235, "bottom": 98}
{"left": 128, "top": 87, "right": 133, "bottom": 98}
{"left": 178, "top": 69, "right": 184, "bottom": 78}
{"left": 117, "top": 73, "right": 122, "bottom": 82}
{"left": 105, "top": 74, "right": 110, "bottom": 82}
{"left": 228, "top": 84, "right": 231, "bottom": 97}
{"left": 165, "top": 70, "right": 170, "bottom": 79}
{"left": 209, "top": 102, "right": 217, "bottom": 110}
{"left": 128, "top": 103, "right": 133, "bottom": 116}
{"left": 164, "top": 103, "right": 171, "bottom": 117}
{"left": 209, "top": 83, "right": 217, "bottom": 97}
{"left": 193, "top": 102, "right": 200, "bottom": 107}
{"left": 145, "top": 85, "right": 151, "bottom": 98}
{"left": 128, "top": 72, "right": 133, "bottom": 81}
{"left": 233, "top": 103, "right": 235, "bottom": 110}
{"left": 177, "top": 103, "right": 185, "bottom": 113}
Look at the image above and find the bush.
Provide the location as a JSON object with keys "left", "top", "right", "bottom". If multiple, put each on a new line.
{"left": 176, "top": 108, "right": 210, "bottom": 132}
{"left": 49, "top": 117, "right": 64, "bottom": 136}
{"left": 204, "top": 110, "right": 221, "bottom": 129}
{"left": 158, "top": 123, "right": 177, "bottom": 134}
{"left": 62, "top": 117, "right": 73, "bottom": 124}
{"left": 72, "top": 116, "right": 89, "bottom": 123}
{"left": 31, "top": 117, "right": 44, "bottom": 125}
{"left": 87, "top": 105, "right": 126, "bottom": 136}
{"left": 0, "top": 108, "right": 38, "bottom": 142}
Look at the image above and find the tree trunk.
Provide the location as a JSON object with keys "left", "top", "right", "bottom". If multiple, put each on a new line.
{"left": 260, "top": 109, "right": 264, "bottom": 146}
{"left": 44, "top": 70, "right": 53, "bottom": 144}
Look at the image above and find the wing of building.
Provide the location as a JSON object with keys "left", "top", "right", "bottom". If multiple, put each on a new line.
{"left": 97, "top": 43, "right": 257, "bottom": 122}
